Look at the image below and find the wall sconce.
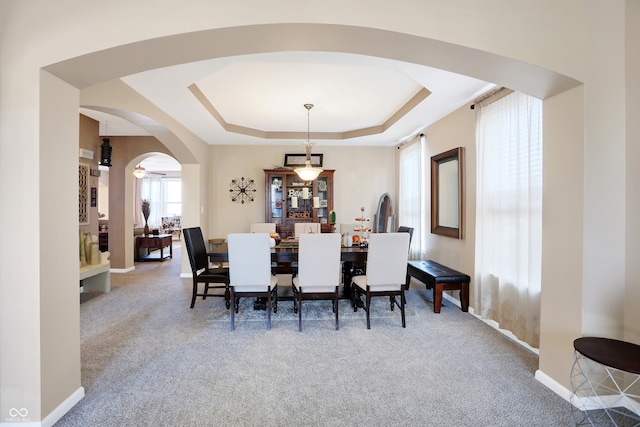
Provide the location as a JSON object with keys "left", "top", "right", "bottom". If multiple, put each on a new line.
{"left": 99, "top": 138, "right": 112, "bottom": 167}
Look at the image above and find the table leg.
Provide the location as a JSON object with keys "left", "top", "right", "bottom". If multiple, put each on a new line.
{"left": 460, "top": 282, "right": 469, "bottom": 312}
{"left": 433, "top": 285, "right": 443, "bottom": 313}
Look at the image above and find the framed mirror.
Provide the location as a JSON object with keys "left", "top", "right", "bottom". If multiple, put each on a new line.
{"left": 431, "top": 147, "right": 464, "bottom": 239}
{"left": 374, "top": 193, "right": 395, "bottom": 232}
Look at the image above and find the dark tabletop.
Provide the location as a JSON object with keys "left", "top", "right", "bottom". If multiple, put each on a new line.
{"left": 574, "top": 337, "right": 640, "bottom": 374}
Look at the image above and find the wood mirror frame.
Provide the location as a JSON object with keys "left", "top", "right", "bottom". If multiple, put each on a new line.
{"left": 431, "top": 147, "right": 464, "bottom": 239}
{"left": 374, "top": 193, "right": 395, "bottom": 232}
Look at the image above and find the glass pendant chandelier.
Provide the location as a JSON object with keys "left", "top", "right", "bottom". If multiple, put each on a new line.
{"left": 294, "top": 103, "right": 323, "bottom": 181}
{"left": 133, "top": 164, "right": 146, "bottom": 178}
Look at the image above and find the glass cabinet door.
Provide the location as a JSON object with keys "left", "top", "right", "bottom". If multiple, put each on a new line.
{"left": 270, "top": 176, "right": 283, "bottom": 224}
{"left": 286, "top": 174, "right": 313, "bottom": 221}
{"left": 316, "top": 176, "right": 329, "bottom": 220}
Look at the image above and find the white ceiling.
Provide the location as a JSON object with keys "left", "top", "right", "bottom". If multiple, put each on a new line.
{"left": 80, "top": 51, "right": 495, "bottom": 155}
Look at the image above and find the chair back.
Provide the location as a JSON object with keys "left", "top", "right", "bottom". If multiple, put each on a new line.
{"left": 298, "top": 233, "right": 341, "bottom": 287}
{"left": 365, "top": 233, "right": 410, "bottom": 286}
{"left": 227, "top": 233, "right": 273, "bottom": 288}
{"left": 250, "top": 222, "right": 276, "bottom": 234}
{"left": 294, "top": 222, "right": 321, "bottom": 237}
{"left": 183, "top": 227, "right": 208, "bottom": 273}
{"left": 397, "top": 226, "right": 414, "bottom": 250}
{"left": 340, "top": 223, "right": 359, "bottom": 234}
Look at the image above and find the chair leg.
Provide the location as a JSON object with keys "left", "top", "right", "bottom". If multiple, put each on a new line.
{"left": 190, "top": 278, "right": 198, "bottom": 308}
{"left": 365, "top": 289, "right": 372, "bottom": 329}
{"left": 203, "top": 283, "right": 209, "bottom": 300}
{"left": 266, "top": 287, "right": 272, "bottom": 330}
{"left": 390, "top": 295, "right": 395, "bottom": 311}
{"left": 334, "top": 289, "right": 339, "bottom": 330}
{"left": 230, "top": 287, "right": 235, "bottom": 331}
{"left": 225, "top": 285, "right": 231, "bottom": 309}
{"left": 400, "top": 289, "right": 406, "bottom": 328}
{"left": 298, "top": 291, "right": 303, "bottom": 332}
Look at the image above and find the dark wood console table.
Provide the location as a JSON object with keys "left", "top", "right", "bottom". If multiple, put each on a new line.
{"left": 136, "top": 234, "right": 173, "bottom": 262}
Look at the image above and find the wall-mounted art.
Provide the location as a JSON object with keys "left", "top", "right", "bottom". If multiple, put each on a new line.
{"left": 79, "top": 163, "right": 90, "bottom": 224}
{"left": 284, "top": 153, "right": 323, "bottom": 167}
{"left": 229, "top": 177, "right": 257, "bottom": 204}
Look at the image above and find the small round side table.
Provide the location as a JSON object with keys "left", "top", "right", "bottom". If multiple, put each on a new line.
{"left": 570, "top": 337, "right": 640, "bottom": 426}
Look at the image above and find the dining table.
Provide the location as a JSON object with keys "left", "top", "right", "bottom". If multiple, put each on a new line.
{"left": 207, "top": 241, "right": 368, "bottom": 300}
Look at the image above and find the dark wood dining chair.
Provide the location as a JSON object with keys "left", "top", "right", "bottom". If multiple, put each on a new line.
{"left": 183, "top": 227, "right": 230, "bottom": 309}
{"left": 397, "top": 225, "right": 414, "bottom": 289}
{"left": 397, "top": 226, "right": 414, "bottom": 249}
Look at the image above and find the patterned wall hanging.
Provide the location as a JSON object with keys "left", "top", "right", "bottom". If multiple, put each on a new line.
{"left": 79, "top": 163, "right": 90, "bottom": 224}
{"left": 229, "top": 177, "right": 257, "bottom": 204}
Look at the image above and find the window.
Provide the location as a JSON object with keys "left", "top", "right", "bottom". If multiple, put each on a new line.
{"left": 475, "top": 90, "right": 542, "bottom": 348}
{"left": 163, "top": 178, "right": 182, "bottom": 217}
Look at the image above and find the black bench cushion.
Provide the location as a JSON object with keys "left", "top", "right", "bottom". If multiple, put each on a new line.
{"left": 407, "top": 260, "right": 470, "bottom": 283}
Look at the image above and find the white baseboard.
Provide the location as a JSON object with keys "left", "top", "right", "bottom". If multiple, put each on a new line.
{"left": 441, "top": 292, "right": 539, "bottom": 354}
{"left": 110, "top": 266, "right": 135, "bottom": 273}
{"left": 41, "top": 387, "right": 85, "bottom": 427}
{"left": 535, "top": 369, "right": 573, "bottom": 403}
{"left": 0, "top": 387, "right": 84, "bottom": 427}
{"left": 180, "top": 273, "right": 191, "bottom": 278}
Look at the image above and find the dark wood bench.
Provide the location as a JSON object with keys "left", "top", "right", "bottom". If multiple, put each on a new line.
{"left": 407, "top": 260, "right": 470, "bottom": 313}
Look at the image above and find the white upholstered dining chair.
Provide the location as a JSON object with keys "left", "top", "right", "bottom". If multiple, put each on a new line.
{"left": 249, "top": 222, "right": 276, "bottom": 234}
{"left": 250, "top": 222, "right": 278, "bottom": 272}
{"left": 227, "top": 233, "right": 278, "bottom": 331}
{"left": 292, "top": 233, "right": 342, "bottom": 331}
{"left": 351, "top": 232, "right": 410, "bottom": 329}
{"left": 294, "top": 222, "right": 321, "bottom": 237}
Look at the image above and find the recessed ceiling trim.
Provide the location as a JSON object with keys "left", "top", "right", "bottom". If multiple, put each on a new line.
{"left": 189, "top": 82, "right": 431, "bottom": 141}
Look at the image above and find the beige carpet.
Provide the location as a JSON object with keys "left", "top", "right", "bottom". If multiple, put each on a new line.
{"left": 60, "top": 245, "right": 574, "bottom": 426}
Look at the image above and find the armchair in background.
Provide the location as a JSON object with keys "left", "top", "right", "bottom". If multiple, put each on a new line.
{"left": 161, "top": 216, "right": 182, "bottom": 240}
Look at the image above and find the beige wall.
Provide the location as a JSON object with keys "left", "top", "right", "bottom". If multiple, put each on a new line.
{"left": 207, "top": 145, "right": 395, "bottom": 240}
{"left": 1, "top": 0, "right": 638, "bottom": 423}
{"left": 422, "top": 104, "right": 477, "bottom": 306}
{"left": 78, "top": 114, "right": 101, "bottom": 236}
{"left": 539, "top": 86, "right": 585, "bottom": 388}
{"left": 625, "top": 0, "right": 640, "bottom": 345}
{"left": 106, "top": 136, "right": 173, "bottom": 269}
{"left": 39, "top": 70, "right": 83, "bottom": 420}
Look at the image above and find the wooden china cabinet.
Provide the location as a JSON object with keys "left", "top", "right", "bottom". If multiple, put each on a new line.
{"left": 264, "top": 169, "right": 335, "bottom": 238}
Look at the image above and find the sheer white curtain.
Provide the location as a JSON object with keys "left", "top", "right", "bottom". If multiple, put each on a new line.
{"left": 135, "top": 175, "right": 162, "bottom": 229}
{"left": 398, "top": 136, "right": 425, "bottom": 259}
{"left": 475, "top": 91, "right": 542, "bottom": 348}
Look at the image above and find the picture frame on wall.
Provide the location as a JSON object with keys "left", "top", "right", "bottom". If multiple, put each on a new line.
{"left": 284, "top": 153, "right": 323, "bottom": 168}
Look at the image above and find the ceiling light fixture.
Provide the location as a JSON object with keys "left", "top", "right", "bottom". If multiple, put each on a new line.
{"left": 294, "top": 103, "right": 323, "bottom": 181}
{"left": 99, "top": 120, "right": 112, "bottom": 167}
{"left": 133, "top": 164, "right": 146, "bottom": 178}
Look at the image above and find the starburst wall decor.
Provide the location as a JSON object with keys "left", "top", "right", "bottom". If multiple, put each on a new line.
{"left": 229, "top": 177, "right": 257, "bottom": 204}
